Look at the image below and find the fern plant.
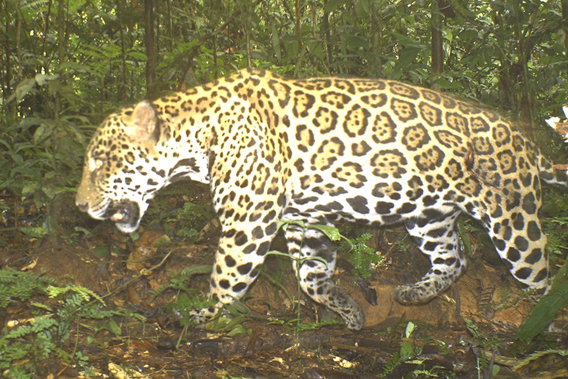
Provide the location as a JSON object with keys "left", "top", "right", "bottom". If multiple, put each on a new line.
{"left": 340, "top": 232, "right": 383, "bottom": 279}
{"left": 0, "top": 269, "right": 143, "bottom": 378}
{"left": 0, "top": 268, "right": 55, "bottom": 307}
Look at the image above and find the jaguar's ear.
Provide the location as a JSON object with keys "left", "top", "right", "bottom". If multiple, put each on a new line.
{"left": 124, "top": 101, "right": 158, "bottom": 142}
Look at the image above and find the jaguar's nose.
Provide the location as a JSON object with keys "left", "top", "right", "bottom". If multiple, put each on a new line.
{"left": 77, "top": 203, "right": 89, "bottom": 213}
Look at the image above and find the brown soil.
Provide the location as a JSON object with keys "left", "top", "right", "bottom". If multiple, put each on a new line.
{"left": 1, "top": 191, "right": 567, "bottom": 378}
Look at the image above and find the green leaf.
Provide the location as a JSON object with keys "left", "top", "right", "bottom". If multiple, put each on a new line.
{"left": 515, "top": 280, "right": 568, "bottom": 342}
{"left": 355, "top": 0, "right": 370, "bottom": 17}
{"left": 32, "top": 123, "right": 56, "bottom": 144}
{"left": 35, "top": 73, "right": 60, "bottom": 86}
{"left": 397, "top": 46, "right": 423, "bottom": 67}
{"left": 309, "top": 224, "right": 341, "bottom": 241}
{"left": 346, "top": 35, "right": 368, "bottom": 49}
{"left": 92, "top": 246, "right": 110, "bottom": 258}
{"left": 434, "top": 77, "right": 463, "bottom": 90}
{"left": 271, "top": 25, "right": 281, "bottom": 61}
{"left": 15, "top": 78, "right": 37, "bottom": 101}
{"left": 108, "top": 320, "right": 122, "bottom": 336}
{"left": 325, "top": 0, "right": 349, "bottom": 12}
{"left": 400, "top": 340, "right": 414, "bottom": 360}
{"left": 405, "top": 321, "right": 415, "bottom": 338}
{"left": 18, "top": 226, "right": 48, "bottom": 238}
{"left": 127, "top": 51, "right": 148, "bottom": 61}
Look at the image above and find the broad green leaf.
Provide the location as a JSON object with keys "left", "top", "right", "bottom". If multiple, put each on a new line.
{"left": 127, "top": 51, "right": 148, "bottom": 61}
{"left": 396, "top": 46, "right": 423, "bottom": 68}
{"left": 272, "top": 24, "right": 281, "bottom": 62}
{"left": 35, "top": 73, "right": 59, "bottom": 86}
{"left": 355, "top": 0, "right": 370, "bottom": 17}
{"left": 33, "top": 123, "right": 56, "bottom": 144}
{"left": 18, "top": 226, "right": 48, "bottom": 238}
{"left": 346, "top": 35, "right": 368, "bottom": 49}
{"left": 516, "top": 280, "right": 568, "bottom": 342}
{"left": 309, "top": 224, "right": 341, "bottom": 241}
{"left": 434, "top": 78, "right": 463, "bottom": 90}
{"left": 15, "top": 78, "right": 37, "bottom": 100}
{"left": 405, "top": 321, "right": 415, "bottom": 338}
{"left": 325, "top": 0, "right": 349, "bottom": 12}
{"left": 400, "top": 340, "right": 414, "bottom": 360}
{"left": 93, "top": 246, "right": 110, "bottom": 258}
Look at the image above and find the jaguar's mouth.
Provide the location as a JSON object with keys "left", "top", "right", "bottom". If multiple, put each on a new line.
{"left": 105, "top": 202, "right": 141, "bottom": 233}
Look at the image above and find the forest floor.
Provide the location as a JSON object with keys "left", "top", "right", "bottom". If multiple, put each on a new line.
{"left": 1, "top": 188, "right": 567, "bottom": 379}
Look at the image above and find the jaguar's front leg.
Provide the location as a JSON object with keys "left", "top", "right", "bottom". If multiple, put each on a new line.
{"left": 285, "top": 223, "right": 365, "bottom": 330}
{"left": 191, "top": 219, "right": 278, "bottom": 325}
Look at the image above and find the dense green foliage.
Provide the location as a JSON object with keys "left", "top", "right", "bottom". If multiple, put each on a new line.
{"left": 1, "top": 0, "right": 567, "bottom": 208}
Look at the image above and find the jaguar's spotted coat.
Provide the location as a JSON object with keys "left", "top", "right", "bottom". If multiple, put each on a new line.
{"left": 76, "top": 69, "right": 568, "bottom": 329}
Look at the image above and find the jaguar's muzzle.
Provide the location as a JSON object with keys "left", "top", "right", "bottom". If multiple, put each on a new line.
{"left": 105, "top": 201, "right": 141, "bottom": 232}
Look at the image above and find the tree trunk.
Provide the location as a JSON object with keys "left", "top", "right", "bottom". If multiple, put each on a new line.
{"left": 323, "top": 0, "right": 333, "bottom": 69}
{"left": 562, "top": 0, "right": 568, "bottom": 52}
{"left": 431, "top": 0, "right": 444, "bottom": 74}
{"left": 144, "top": 0, "right": 156, "bottom": 98}
{"left": 116, "top": 0, "right": 128, "bottom": 100}
{"left": 294, "top": 0, "right": 303, "bottom": 74}
{"left": 55, "top": 0, "right": 66, "bottom": 118}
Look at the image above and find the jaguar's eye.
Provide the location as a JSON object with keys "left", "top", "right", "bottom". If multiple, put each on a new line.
{"left": 94, "top": 158, "right": 104, "bottom": 170}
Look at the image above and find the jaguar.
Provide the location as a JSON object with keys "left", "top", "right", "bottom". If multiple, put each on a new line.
{"left": 76, "top": 69, "right": 568, "bottom": 330}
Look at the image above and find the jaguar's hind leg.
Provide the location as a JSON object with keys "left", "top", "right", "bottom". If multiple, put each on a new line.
{"left": 485, "top": 211, "right": 549, "bottom": 291}
{"left": 285, "top": 223, "right": 365, "bottom": 330}
{"left": 396, "top": 211, "right": 466, "bottom": 304}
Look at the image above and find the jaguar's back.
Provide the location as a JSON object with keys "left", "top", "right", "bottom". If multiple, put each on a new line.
{"left": 77, "top": 69, "right": 568, "bottom": 329}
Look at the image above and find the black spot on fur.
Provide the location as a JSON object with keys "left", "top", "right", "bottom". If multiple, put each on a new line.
{"left": 225, "top": 255, "right": 236, "bottom": 267}
{"left": 524, "top": 249, "right": 542, "bottom": 264}
{"left": 522, "top": 193, "right": 537, "bottom": 214}
{"left": 514, "top": 267, "right": 532, "bottom": 280}
{"left": 527, "top": 221, "right": 541, "bottom": 241}
{"left": 347, "top": 196, "right": 369, "bottom": 214}
{"left": 493, "top": 238, "right": 505, "bottom": 251}
{"left": 237, "top": 263, "right": 253, "bottom": 275}
{"left": 507, "top": 248, "right": 520, "bottom": 262}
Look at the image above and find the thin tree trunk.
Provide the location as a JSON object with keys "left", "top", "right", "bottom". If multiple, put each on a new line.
{"left": 562, "top": 0, "right": 568, "bottom": 52}
{"left": 14, "top": 0, "right": 22, "bottom": 122}
{"left": 144, "top": 0, "right": 156, "bottom": 98}
{"left": 116, "top": 0, "right": 128, "bottom": 101}
{"left": 294, "top": 0, "right": 303, "bottom": 75}
{"left": 431, "top": 0, "right": 444, "bottom": 74}
{"left": 323, "top": 0, "right": 333, "bottom": 70}
{"left": 513, "top": 1, "right": 534, "bottom": 129}
{"left": 166, "top": 0, "right": 172, "bottom": 51}
{"left": 41, "top": 0, "right": 52, "bottom": 60}
{"left": 244, "top": 0, "right": 252, "bottom": 69}
{"left": 55, "top": 0, "right": 66, "bottom": 118}
{"left": 1, "top": 0, "right": 12, "bottom": 115}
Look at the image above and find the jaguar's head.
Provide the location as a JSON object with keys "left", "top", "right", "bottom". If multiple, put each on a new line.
{"left": 76, "top": 101, "right": 166, "bottom": 233}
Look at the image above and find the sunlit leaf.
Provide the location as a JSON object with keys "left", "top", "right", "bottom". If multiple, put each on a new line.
{"left": 35, "top": 73, "right": 59, "bottom": 86}
{"left": 15, "top": 78, "right": 37, "bottom": 101}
